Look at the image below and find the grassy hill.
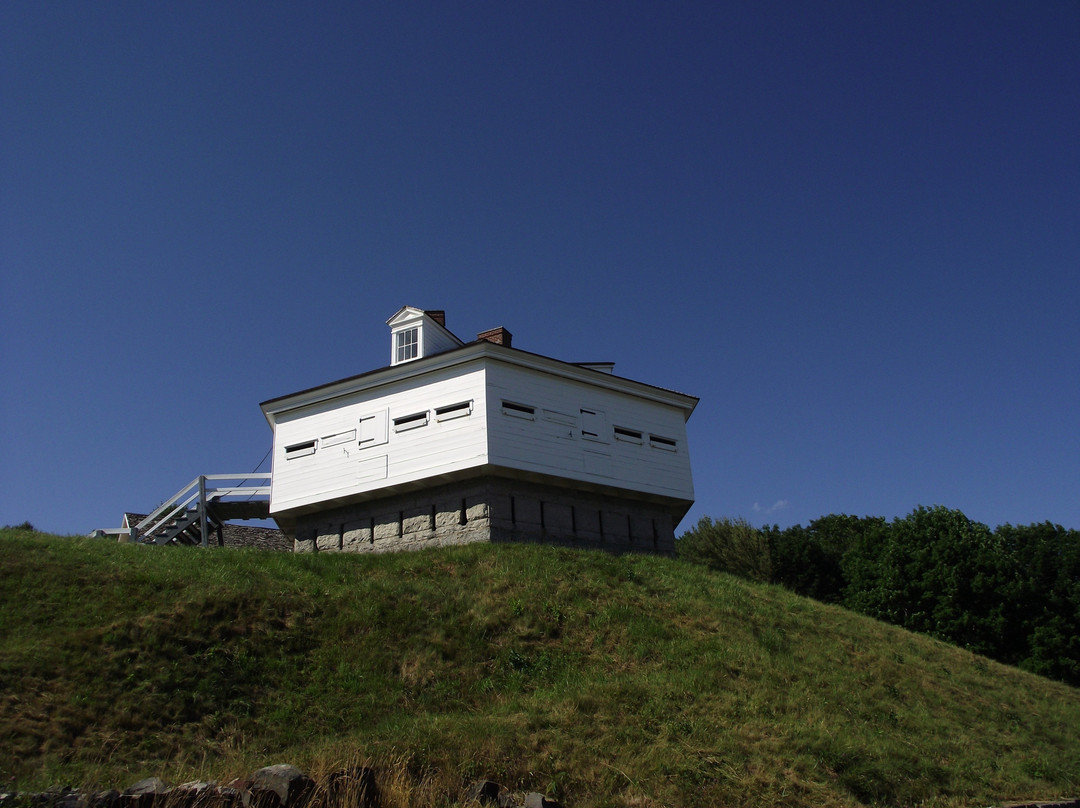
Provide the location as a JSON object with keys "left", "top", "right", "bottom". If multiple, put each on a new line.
{"left": 1, "top": 529, "right": 1078, "bottom": 808}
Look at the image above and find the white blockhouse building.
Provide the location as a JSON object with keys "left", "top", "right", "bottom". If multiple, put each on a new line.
{"left": 259, "top": 307, "right": 698, "bottom": 554}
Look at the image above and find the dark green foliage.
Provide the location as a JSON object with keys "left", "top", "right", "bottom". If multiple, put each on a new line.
{"left": 766, "top": 514, "right": 885, "bottom": 604}
{"left": 675, "top": 516, "right": 771, "bottom": 583}
{"left": 841, "top": 511, "right": 1080, "bottom": 683}
{"left": 995, "top": 521, "right": 1080, "bottom": 682}
{"left": 841, "top": 506, "right": 1006, "bottom": 657}
{"left": 680, "top": 506, "right": 1080, "bottom": 686}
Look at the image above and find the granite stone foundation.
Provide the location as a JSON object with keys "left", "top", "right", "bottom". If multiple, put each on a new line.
{"left": 288, "top": 478, "right": 678, "bottom": 556}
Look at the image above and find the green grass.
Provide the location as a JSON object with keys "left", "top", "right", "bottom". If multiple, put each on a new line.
{"left": 1, "top": 528, "right": 1078, "bottom": 807}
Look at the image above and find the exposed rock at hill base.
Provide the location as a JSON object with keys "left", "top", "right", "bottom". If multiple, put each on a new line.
{"left": 0, "top": 768, "right": 568, "bottom": 808}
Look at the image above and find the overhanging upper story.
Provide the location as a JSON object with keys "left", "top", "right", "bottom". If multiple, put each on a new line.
{"left": 260, "top": 309, "right": 698, "bottom": 521}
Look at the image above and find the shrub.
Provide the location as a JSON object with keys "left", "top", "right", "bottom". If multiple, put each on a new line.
{"left": 676, "top": 516, "right": 771, "bottom": 583}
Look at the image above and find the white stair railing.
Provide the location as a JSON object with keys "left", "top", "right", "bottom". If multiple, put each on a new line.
{"left": 89, "top": 473, "right": 271, "bottom": 546}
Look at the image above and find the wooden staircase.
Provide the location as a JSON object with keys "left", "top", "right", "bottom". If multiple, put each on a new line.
{"left": 90, "top": 474, "right": 272, "bottom": 546}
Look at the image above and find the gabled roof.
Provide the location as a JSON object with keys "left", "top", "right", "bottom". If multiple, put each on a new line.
{"left": 386, "top": 306, "right": 464, "bottom": 345}
{"left": 386, "top": 305, "right": 422, "bottom": 327}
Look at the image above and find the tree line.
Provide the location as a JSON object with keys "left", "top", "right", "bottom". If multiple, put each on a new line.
{"left": 677, "top": 506, "right": 1080, "bottom": 686}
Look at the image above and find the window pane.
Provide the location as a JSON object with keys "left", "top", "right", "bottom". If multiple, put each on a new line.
{"left": 396, "top": 328, "right": 418, "bottom": 362}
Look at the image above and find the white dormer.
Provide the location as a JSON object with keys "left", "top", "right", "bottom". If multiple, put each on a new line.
{"left": 387, "top": 306, "right": 464, "bottom": 366}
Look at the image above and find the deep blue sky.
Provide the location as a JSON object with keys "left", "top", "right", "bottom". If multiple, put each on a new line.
{"left": 2, "top": 2, "right": 1077, "bottom": 536}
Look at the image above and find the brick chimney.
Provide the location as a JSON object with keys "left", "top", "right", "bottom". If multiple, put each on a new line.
{"left": 425, "top": 310, "right": 446, "bottom": 328}
{"left": 477, "top": 326, "right": 512, "bottom": 347}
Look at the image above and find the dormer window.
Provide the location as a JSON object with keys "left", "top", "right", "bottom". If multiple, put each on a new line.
{"left": 387, "top": 306, "right": 465, "bottom": 366}
{"left": 395, "top": 327, "right": 419, "bottom": 363}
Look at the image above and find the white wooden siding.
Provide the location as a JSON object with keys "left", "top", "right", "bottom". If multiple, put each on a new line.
{"left": 483, "top": 363, "right": 694, "bottom": 502}
{"left": 421, "top": 322, "right": 461, "bottom": 358}
{"left": 269, "top": 366, "right": 488, "bottom": 514}
{"left": 266, "top": 348, "right": 695, "bottom": 517}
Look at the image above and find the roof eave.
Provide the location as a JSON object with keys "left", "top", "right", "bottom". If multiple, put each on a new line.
{"left": 260, "top": 341, "right": 698, "bottom": 425}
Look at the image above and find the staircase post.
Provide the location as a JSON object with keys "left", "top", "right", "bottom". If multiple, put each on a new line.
{"left": 199, "top": 475, "right": 209, "bottom": 547}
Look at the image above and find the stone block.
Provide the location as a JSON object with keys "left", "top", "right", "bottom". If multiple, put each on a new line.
{"left": 487, "top": 492, "right": 514, "bottom": 525}
{"left": 402, "top": 507, "right": 431, "bottom": 535}
{"left": 602, "top": 509, "right": 630, "bottom": 540}
{"left": 542, "top": 501, "right": 574, "bottom": 534}
{"left": 573, "top": 506, "right": 601, "bottom": 539}
{"left": 373, "top": 515, "right": 400, "bottom": 542}
{"left": 89, "top": 792, "right": 120, "bottom": 808}
{"left": 434, "top": 511, "right": 455, "bottom": 529}
{"left": 121, "top": 779, "right": 169, "bottom": 808}
{"left": 316, "top": 532, "right": 340, "bottom": 552}
{"left": 250, "top": 765, "right": 313, "bottom": 808}
{"left": 629, "top": 514, "right": 656, "bottom": 547}
{"left": 170, "top": 782, "right": 217, "bottom": 808}
{"left": 466, "top": 498, "right": 490, "bottom": 521}
{"left": 342, "top": 519, "right": 372, "bottom": 550}
{"left": 512, "top": 495, "right": 542, "bottom": 527}
{"left": 523, "top": 793, "right": 562, "bottom": 808}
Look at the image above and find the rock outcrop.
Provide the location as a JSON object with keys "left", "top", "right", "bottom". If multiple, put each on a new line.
{"left": 0, "top": 767, "right": 568, "bottom": 808}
